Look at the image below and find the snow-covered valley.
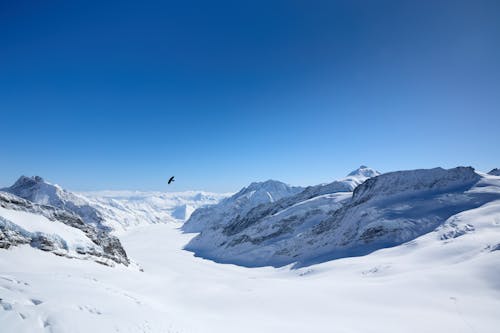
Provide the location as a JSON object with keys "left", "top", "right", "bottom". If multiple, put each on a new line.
{"left": 1, "top": 167, "right": 500, "bottom": 332}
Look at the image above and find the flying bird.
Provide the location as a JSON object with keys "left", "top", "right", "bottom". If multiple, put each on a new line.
{"left": 168, "top": 176, "right": 175, "bottom": 185}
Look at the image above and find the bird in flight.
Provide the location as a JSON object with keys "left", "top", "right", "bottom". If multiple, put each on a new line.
{"left": 168, "top": 176, "right": 175, "bottom": 185}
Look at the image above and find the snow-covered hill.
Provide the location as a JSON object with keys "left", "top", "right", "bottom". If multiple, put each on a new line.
{"left": 80, "top": 190, "right": 229, "bottom": 232}
{"left": 182, "top": 179, "right": 304, "bottom": 233}
{"left": 0, "top": 166, "right": 500, "bottom": 332}
{"left": 2, "top": 176, "right": 228, "bottom": 233}
{"left": 0, "top": 176, "right": 228, "bottom": 268}
{"left": 3, "top": 176, "right": 109, "bottom": 230}
{"left": 1, "top": 195, "right": 499, "bottom": 332}
{"left": 184, "top": 166, "right": 500, "bottom": 267}
{"left": 0, "top": 192, "right": 129, "bottom": 266}
{"left": 489, "top": 168, "right": 500, "bottom": 176}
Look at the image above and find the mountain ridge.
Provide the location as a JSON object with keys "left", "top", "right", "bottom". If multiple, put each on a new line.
{"left": 184, "top": 166, "right": 500, "bottom": 267}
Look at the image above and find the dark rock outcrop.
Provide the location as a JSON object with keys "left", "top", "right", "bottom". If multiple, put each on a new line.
{"left": 0, "top": 192, "right": 129, "bottom": 266}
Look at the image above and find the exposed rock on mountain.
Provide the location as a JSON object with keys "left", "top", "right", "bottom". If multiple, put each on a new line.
{"left": 3, "top": 176, "right": 228, "bottom": 233}
{"left": 488, "top": 168, "right": 500, "bottom": 176}
{"left": 184, "top": 166, "right": 500, "bottom": 268}
{"left": 3, "top": 176, "right": 109, "bottom": 230}
{"left": 182, "top": 180, "right": 304, "bottom": 233}
{"left": 81, "top": 190, "right": 227, "bottom": 231}
{"left": 0, "top": 192, "right": 129, "bottom": 266}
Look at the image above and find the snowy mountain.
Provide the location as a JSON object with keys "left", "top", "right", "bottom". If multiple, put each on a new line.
{"left": 3, "top": 176, "right": 109, "bottom": 231}
{"left": 80, "top": 190, "right": 229, "bottom": 232}
{"left": 0, "top": 176, "right": 227, "bottom": 267}
{"left": 182, "top": 179, "right": 304, "bottom": 233}
{"left": 1, "top": 179, "right": 499, "bottom": 333}
{"left": 1, "top": 166, "right": 500, "bottom": 332}
{"left": 2, "top": 176, "right": 228, "bottom": 233}
{"left": 184, "top": 166, "right": 500, "bottom": 267}
{"left": 488, "top": 168, "right": 500, "bottom": 176}
{"left": 0, "top": 192, "right": 128, "bottom": 266}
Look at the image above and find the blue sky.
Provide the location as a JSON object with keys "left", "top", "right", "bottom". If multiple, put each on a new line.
{"left": 1, "top": 0, "right": 499, "bottom": 192}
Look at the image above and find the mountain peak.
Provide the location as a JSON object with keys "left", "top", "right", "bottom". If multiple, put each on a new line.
{"left": 488, "top": 168, "right": 500, "bottom": 176}
{"left": 4, "top": 175, "right": 65, "bottom": 206}
{"left": 3, "top": 175, "right": 110, "bottom": 229}
{"left": 12, "top": 175, "right": 46, "bottom": 188}
{"left": 347, "top": 166, "right": 380, "bottom": 178}
{"left": 246, "top": 179, "right": 288, "bottom": 191}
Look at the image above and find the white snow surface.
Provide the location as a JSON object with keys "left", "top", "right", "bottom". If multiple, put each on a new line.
{"left": 184, "top": 166, "right": 385, "bottom": 266}
{"left": 488, "top": 168, "right": 500, "bottom": 176}
{"left": 0, "top": 206, "right": 94, "bottom": 251}
{"left": 182, "top": 167, "right": 379, "bottom": 234}
{"left": 183, "top": 179, "right": 304, "bottom": 233}
{"left": 184, "top": 167, "right": 500, "bottom": 267}
{"left": 2, "top": 176, "right": 229, "bottom": 233}
{"left": 1, "top": 167, "right": 500, "bottom": 332}
{"left": 1, "top": 199, "right": 500, "bottom": 332}
{"left": 79, "top": 190, "right": 229, "bottom": 233}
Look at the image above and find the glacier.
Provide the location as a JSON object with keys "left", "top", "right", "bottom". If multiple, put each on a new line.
{"left": 1, "top": 166, "right": 500, "bottom": 333}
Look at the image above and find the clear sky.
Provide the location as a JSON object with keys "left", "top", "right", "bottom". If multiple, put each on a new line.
{"left": 1, "top": 0, "right": 499, "bottom": 192}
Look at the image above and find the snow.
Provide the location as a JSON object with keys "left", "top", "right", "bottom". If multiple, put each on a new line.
{"left": 488, "top": 168, "right": 500, "bottom": 176}
{"left": 347, "top": 165, "right": 380, "bottom": 178}
{"left": 183, "top": 180, "right": 303, "bottom": 233}
{"left": 80, "top": 190, "right": 229, "bottom": 233}
{"left": 0, "top": 206, "right": 94, "bottom": 250}
{"left": 183, "top": 166, "right": 385, "bottom": 266}
{"left": 2, "top": 176, "right": 229, "bottom": 233}
{"left": 1, "top": 202, "right": 500, "bottom": 332}
{"left": 183, "top": 167, "right": 500, "bottom": 268}
{"left": 1, "top": 167, "right": 500, "bottom": 332}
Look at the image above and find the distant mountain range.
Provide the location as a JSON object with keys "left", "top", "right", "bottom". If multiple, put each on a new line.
{"left": 1, "top": 166, "right": 499, "bottom": 269}
{"left": 1, "top": 166, "right": 500, "bottom": 332}
{"left": 0, "top": 176, "right": 227, "bottom": 265}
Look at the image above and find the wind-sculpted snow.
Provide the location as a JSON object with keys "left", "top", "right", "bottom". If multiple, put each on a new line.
{"left": 182, "top": 180, "right": 304, "bottom": 233}
{"left": 185, "top": 166, "right": 500, "bottom": 267}
{"left": 0, "top": 192, "right": 129, "bottom": 266}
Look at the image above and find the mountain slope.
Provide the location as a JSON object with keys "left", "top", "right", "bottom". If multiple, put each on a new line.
{"left": 0, "top": 192, "right": 129, "bottom": 266}
{"left": 1, "top": 167, "right": 500, "bottom": 332}
{"left": 1, "top": 196, "right": 499, "bottom": 333}
{"left": 80, "top": 190, "right": 228, "bottom": 232}
{"left": 219, "top": 166, "right": 381, "bottom": 236}
{"left": 182, "top": 180, "right": 304, "bottom": 233}
{"left": 2, "top": 176, "right": 228, "bottom": 233}
{"left": 488, "top": 168, "right": 500, "bottom": 176}
{"left": 3, "top": 176, "right": 110, "bottom": 231}
{"left": 185, "top": 166, "right": 500, "bottom": 267}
